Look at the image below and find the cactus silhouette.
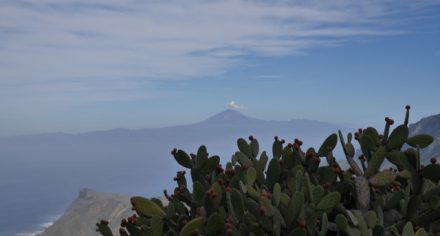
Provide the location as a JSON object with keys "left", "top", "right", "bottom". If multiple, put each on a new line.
{"left": 96, "top": 106, "right": 440, "bottom": 235}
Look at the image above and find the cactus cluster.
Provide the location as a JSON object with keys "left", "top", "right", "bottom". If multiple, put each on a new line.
{"left": 96, "top": 106, "right": 440, "bottom": 235}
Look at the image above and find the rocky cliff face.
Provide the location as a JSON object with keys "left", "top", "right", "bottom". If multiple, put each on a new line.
{"left": 39, "top": 188, "right": 132, "bottom": 236}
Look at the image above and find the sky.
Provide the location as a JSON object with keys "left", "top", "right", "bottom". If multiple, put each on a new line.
{"left": 1, "top": 0, "right": 440, "bottom": 136}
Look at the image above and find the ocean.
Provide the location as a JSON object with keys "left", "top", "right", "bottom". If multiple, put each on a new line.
{"left": 13, "top": 215, "right": 60, "bottom": 236}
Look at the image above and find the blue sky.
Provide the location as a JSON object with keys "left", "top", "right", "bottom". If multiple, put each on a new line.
{"left": 1, "top": 0, "right": 440, "bottom": 136}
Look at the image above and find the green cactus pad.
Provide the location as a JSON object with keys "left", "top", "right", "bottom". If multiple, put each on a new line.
{"left": 130, "top": 196, "right": 166, "bottom": 217}
{"left": 317, "top": 166, "right": 337, "bottom": 185}
{"left": 352, "top": 210, "right": 369, "bottom": 236}
{"left": 273, "top": 183, "right": 281, "bottom": 207}
{"left": 259, "top": 196, "right": 275, "bottom": 217}
{"left": 311, "top": 185, "right": 325, "bottom": 206}
{"left": 194, "top": 145, "right": 208, "bottom": 170}
{"left": 406, "top": 134, "right": 434, "bottom": 149}
{"left": 421, "top": 164, "right": 440, "bottom": 182}
{"left": 245, "top": 167, "right": 257, "bottom": 185}
{"left": 266, "top": 158, "right": 281, "bottom": 190}
{"left": 365, "top": 146, "right": 386, "bottom": 178}
{"left": 360, "top": 134, "right": 377, "bottom": 155}
{"left": 346, "top": 227, "right": 361, "bottom": 236}
{"left": 272, "top": 139, "right": 283, "bottom": 159}
{"left": 414, "top": 228, "right": 428, "bottom": 236}
{"left": 423, "top": 186, "right": 440, "bottom": 201}
{"left": 397, "top": 169, "right": 411, "bottom": 179}
{"left": 236, "top": 151, "right": 252, "bottom": 168}
{"left": 166, "top": 202, "right": 176, "bottom": 218}
{"left": 372, "top": 225, "right": 384, "bottom": 236}
{"left": 387, "top": 125, "right": 409, "bottom": 151}
{"left": 304, "top": 173, "right": 314, "bottom": 203}
{"left": 274, "top": 208, "right": 287, "bottom": 233}
{"left": 151, "top": 198, "right": 164, "bottom": 209}
{"left": 200, "top": 155, "right": 220, "bottom": 174}
{"left": 319, "top": 213, "right": 328, "bottom": 236}
{"left": 334, "top": 182, "right": 354, "bottom": 195}
{"left": 172, "top": 150, "right": 193, "bottom": 169}
{"left": 406, "top": 195, "right": 422, "bottom": 221}
{"left": 295, "top": 169, "right": 304, "bottom": 192}
{"left": 230, "top": 189, "right": 245, "bottom": 218}
{"left": 412, "top": 207, "right": 440, "bottom": 226}
{"left": 288, "top": 228, "right": 306, "bottom": 236}
{"left": 318, "top": 133, "right": 338, "bottom": 157}
{"left": 316, "top": 192, "right": 341, "bottom": 212}
{"left": 282, "top": 146, "right": 295, "bottom": 168}
{"left": 192, "top": 181, "right": 205, "bottom": 204}
{"left": 364, "top": 127, "right": 380, "bottom": 145}
{"left": 365, "top": 211, "right": 377, "bottom": 228}
{"left": 245, "top": 184, "right": 259, "bottom": 201}
{"left": 369, "top": 170, "right": 396, "bottom": 187}
{"left": 347, "top": 132, "right": 353, "bottom": 143}
{"left": 151, "top": 215, "right": 163, "bottom": 236}
{"left": 402, "top": 222, "right": 414, "bottom": 236}
{"left": 384, "top": 191, "right": 405, "bottom": 210}
{"left": 335, "top": 214, "right": 348, "bottom": 232}
{"left": 196, "top": 145, "right": 208, "bottom": 159}
{"left": 404, "top": 148, "right": 417, "bottom": 168}
{"left": 286, "top": 191, "right": 304, "bottom": 226}
{"left": 212, "top": 182, "right": 223, "bottom": 205}
{"left": 96, "top": 223, "right": 113, "bottom": 236}
{"left": 206, "top": 213, "right": 224, "bottom": 236}
{"left": 237, "top": 138, "right": 252, "bottom": 157}
{"left": 250, "top": 139, "right": 259, "bottom": 158}
{"left": 179, "top": 217, "right": 205, "bottom": 236}
{"left": 280, "top": 192, "right": 290, "bottom": 206}
{"left": 259, "top": 151, "right": 269, "bottom": 170}
{"left": 345, "top": 142, "right": 355, "bottom": 158}
{"left": 386, "top": 151, "right": 411, "bottom": 170}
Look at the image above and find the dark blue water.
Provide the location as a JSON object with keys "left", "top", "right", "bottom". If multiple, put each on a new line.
{"left": 0, "top": 142, "right": 177, "bottom": 236}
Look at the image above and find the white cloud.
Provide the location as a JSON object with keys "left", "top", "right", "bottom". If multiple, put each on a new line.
{"left": 0, "top": 0, "right": 438, "bottom": 105}
{"left": 227, "top": 101, "right": 246, "bottom": 110}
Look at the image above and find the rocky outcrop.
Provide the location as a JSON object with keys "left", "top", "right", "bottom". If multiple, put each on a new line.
{"left": 39, "top": 188, "right": 132, "bottom": 236}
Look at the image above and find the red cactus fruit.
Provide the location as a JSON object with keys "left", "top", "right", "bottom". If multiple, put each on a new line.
{"left": 298, "top": 218, "right": 306, "bottom": 228}
{"left": 259, "top": 206, "right": 267, "bottom": 215}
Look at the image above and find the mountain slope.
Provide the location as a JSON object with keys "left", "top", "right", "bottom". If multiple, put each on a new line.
{"left": 409, "top": 114, "right": 440, "bottom": 163}
{"left": 202, "top": 109, "right": 263, "bottom": 124}
{"left": 39, "top": 188, "right": 132, "bottom": 236}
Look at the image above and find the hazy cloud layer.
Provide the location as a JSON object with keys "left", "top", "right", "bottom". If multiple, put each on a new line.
{"left": 0, "top": 0, "right": 438, "bottom": 105}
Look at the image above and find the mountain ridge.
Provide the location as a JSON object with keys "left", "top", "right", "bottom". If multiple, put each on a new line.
{"left": 0, "top": 109, "right": 350, "bottom": 140}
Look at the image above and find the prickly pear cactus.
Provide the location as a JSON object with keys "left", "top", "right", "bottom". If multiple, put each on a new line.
{"left": 96, "top": 106, "right": 440, "bottom": 235}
